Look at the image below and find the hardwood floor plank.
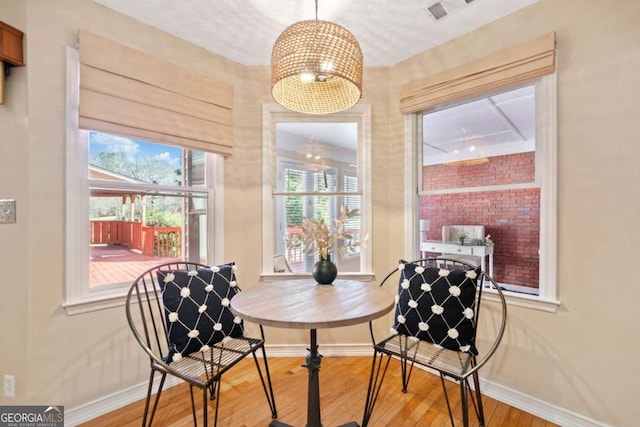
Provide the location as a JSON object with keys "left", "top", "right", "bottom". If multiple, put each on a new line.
{"left": 517, "top": 411, "right": 535, "bottom": 426}
{"left": 531, "top": 418, "right": 548, "bottom": 427}
{"left": 504, "top": 406, "right": 522, "bottom": 426}
{"left": 80, "top": 356, "right": 556, "bottom": 427}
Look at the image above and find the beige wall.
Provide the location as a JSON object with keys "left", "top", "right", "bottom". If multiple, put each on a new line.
{"left": 390, "top": 1, "right": 640, "bottom": 424}
{"left": 1, "top": 0, "right": 248, "bottom": 408}
{"left": 0, "top": 0, "right": 28, "bottom": 406}
{"left": 0, "top": 0, "right": 639, "bottom": 425}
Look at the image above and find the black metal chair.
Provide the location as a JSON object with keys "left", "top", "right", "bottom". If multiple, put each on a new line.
{"left": 362, "top": 257, "right": 507, "bottom": 427}
{"left": 125, "top": 261, "right": 277, "bottom": 426}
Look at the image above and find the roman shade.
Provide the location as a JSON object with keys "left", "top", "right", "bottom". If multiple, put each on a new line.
{"left": 400, "top": 32, "right": 556, "bottom": 114}
{"left": 78, "top": 30, "right": 233, "bottom": 155}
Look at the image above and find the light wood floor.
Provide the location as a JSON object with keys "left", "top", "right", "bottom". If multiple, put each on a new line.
{"left": 81, "top": 356, "right": 557, "bottom": 427}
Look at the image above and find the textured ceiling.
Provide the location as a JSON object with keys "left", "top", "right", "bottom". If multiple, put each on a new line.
{"left": 94, "top": 0, "right": 538, "bottom": 67}
{"left": 92, "top": 0, "right": 539, "bottom": 159}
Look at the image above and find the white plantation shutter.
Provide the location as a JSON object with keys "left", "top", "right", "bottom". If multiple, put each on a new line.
{"left": 343, "top": 173, "right": 360, "bottom": 232}
{"left": 283, "top": 168, "right": 306, "bottom": 226}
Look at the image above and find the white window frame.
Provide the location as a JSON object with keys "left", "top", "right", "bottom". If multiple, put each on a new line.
{"left": 405, "top": 75, "right": 560, "bottom": 312}
{"left": 62, "top": 47, "right": 224, "bottom": 315}
{"left": 261, "top": 104, "right": 373, "bottom": 280}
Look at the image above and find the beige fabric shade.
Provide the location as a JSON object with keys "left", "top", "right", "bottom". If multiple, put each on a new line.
{"left": 78, "top": 30, "right": 234, "bottom": 155}
{"left": 400, "top": 32, "right": 556, "bottom": 114}
{"left": 271, "top": 20, "right": 363, "bottom": 115}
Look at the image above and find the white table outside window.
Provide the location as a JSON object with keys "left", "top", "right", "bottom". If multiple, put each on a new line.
{"left": 420, "top": 240, "right": 494, "bottom": 277}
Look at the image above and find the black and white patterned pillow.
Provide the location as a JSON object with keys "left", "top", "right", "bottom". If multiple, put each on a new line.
{"left": 392, "top": 260, "right": 481, "bottom": 355}
{"left": 158, "top": 263, "right": 244, "bottom": 363}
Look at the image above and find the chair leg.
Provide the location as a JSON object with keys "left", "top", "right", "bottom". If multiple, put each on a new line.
{"left": 460, "top": 380, "right": 470, "bottom": 427}
{"left": 400, "top": 355, "right": 417, "bottom": 393}
{"left": 211, "top": 375, "right": 222, "bottom": 427}
{"left": 189, "top": 385, "right": 198, "bottom": 427}
{"left": 196, "top": 378, "right": 218, "bottom": 427}
{"left": 144, "top": 370, "right": 166, "bottom": 427}
{"left": 208, "top": 380, "right": 218, "bottom": 401}
{"left": 251, "top": 346, "right": 278, "bottom": 418}
{"left": 440, "top": 374, "right": 482, "bottom": 427}
{"left": 439, "top": 374, "right": 455, "bottom": 427}
{"left": 399, "top": 336, "right": 418, "bottom": 393}
{"left": 202, "top": 384, "right": 209, "bottom": 427}
{"left": 361, "top": 350, "right": 392, "bottom": 427}
{"left": 471, "top": 370, "right": 486, "bottom": 427}
{"left": 141, "top": 370, "right": 154, "bottom": 427}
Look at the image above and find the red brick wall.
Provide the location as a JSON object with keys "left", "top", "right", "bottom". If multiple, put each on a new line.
{"left": 423, "top": 152, "right": 535, "bottom": 191}
{"left": 420, "top": 152, "right": 539, "bottom": 289}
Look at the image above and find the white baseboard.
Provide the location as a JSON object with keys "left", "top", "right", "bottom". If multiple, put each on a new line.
{"left": 478, "top": 377, "right": 610, "bottom": 427}
{"left": 64, "top": 375, "right": 182, "bottom": 426}
{"left": 64, "top": 344, "right": 608, "bottom": 427}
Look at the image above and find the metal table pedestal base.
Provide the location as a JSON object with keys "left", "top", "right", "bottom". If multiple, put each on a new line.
{"left": 270, "top": 422, "right": 358, "bottom": 427}
{"left": 268, "top": 329, "right": 360, "bottom": 427}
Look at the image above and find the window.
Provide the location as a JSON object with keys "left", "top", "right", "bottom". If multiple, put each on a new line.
{"left": 88, "top": 132, "right": 212, "bottom": 287}
{"left": 407, "top": 77, "right": 558, "bottom": 311}
{"left": 262, "top": 105, "right": 372, "bottom": 278}
{"left": 64, "top": 48, "right": 223, "bottom": 314}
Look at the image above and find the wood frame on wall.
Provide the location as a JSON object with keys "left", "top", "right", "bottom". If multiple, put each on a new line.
{"left": 0, "top": 21, "right": 25, "bottom": 105}
{"left": 0, "top": 63, "right": 4, "bottom": 104}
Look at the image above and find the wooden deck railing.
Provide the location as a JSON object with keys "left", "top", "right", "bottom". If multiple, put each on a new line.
{"left": 90, "top": 220, "right": 181, "bottom": 257}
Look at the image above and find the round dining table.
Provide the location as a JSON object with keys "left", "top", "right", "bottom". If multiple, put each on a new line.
{"left": 230, "top": 279, "right": 394, "bottom": 427}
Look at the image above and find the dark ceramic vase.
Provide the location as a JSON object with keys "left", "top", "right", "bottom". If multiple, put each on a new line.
{"left": 312, "top": 254, "right": 338, "bottom": 285}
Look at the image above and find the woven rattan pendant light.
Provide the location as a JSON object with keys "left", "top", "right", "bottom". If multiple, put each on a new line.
{"left": 271, "top": 0, "right": 363, "bottom": 115}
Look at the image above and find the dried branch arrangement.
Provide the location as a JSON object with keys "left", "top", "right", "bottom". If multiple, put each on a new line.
{"left": 285, "top": 207, "right": 367, "bottom": 260}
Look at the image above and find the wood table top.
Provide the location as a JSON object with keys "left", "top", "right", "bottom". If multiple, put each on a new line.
{"left": 230, "top": 279, "right": 395, "bottom": 330}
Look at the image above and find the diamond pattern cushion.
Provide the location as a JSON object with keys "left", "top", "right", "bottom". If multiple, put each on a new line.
{"left": 392, "top": 260, "right": 481, "bottom": 355}
{"left": 158, "top": 263, "right": 244, "bottom": 363}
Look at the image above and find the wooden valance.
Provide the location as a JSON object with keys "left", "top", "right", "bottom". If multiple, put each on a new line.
{"left": 0, "top": 21, "right": 24, "bottom": 66}
{"left": 400, "top": 32, "right": 556, "bottom": 114}
{"left": 0, "top": 21, "right": 25, "bottom": 105}
{"left": 78, "top": 30, "right": 233, "bottom": 155}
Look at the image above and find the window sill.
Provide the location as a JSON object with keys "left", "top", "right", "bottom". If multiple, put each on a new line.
{"left": 484, "top": 288, "right": 561, "bottom": 312}
{"left": 62, "top": 290, "right": 129, "bottom": 315}
{"left": 260, "top": 272, "right": 376, "bottom": 283}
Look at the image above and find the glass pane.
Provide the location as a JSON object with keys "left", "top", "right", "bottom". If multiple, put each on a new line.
{"left": 273, "top": 121, "right": 361, "bottom": 273}
{"left": 419, "top": 189, "right": 539, "bottom": 292}
{"left": 89, "top": 192, "right": 207, "bottom": 287}
{"left": 422, "top": 85, "right": 535, "bottom": 190}
{"left": 275, "top": 122, "right": 358, "bottom": 193}
{"left": 186, "top": 150, "right": 206, "bottom": 187}
{"left": 87, "top": 131, "right": 210, "bottom": 287}
{"left": 275, "top": 194, "right": 362, "bottom": 273}
{"left": 419, "top": 84, "right": 540, "bottom": 295}
{"left": 343, "top": 174, "right": 360, "bottom": 231}
{"left": 88, "top": 131, "right": 185, "bottom": 186}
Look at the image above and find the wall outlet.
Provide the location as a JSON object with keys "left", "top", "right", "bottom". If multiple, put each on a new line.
{"left": 4, "top": 374, "right": 15, "bottom": 398}
{"left": 0, "top": 200, "right": 16, "bottom": 223}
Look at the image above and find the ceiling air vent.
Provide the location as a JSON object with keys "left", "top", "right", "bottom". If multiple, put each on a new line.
{"left": 425, "top": 0, "right": 479, "bottom": 21}
{"left": 427, "top": 2, "right": 448, "bottom": 20}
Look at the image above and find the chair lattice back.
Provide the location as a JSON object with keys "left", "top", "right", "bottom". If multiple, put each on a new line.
{"left": 127, "top": 262, "right": 200, "bottom": 364}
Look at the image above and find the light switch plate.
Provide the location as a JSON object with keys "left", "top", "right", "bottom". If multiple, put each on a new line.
{"left": 0, "top": 199, "right": 16, "bottom": 223}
